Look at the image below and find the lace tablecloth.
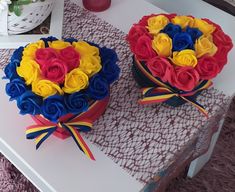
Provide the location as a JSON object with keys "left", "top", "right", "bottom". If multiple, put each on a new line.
{"left": 0, "top": 1, "right": 231, "bottom": 191}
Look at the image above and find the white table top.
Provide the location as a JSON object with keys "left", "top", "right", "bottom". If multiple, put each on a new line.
{"left": 1, "top": 0, "right": 235, "bottom": 192}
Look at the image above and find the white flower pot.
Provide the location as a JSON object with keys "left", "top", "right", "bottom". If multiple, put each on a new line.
{"left": 0, "top": 0, "right": 55, "bottom": 35}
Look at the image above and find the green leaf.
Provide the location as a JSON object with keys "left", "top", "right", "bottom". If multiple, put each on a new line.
{"left": 16, "top": 0, "right": 32, "bottom": 5}
{"left": 13, "top": 5, "right": 22, "bottom": 16}
{"left": 9, "top": 4, "right": 14, "bottom": 12}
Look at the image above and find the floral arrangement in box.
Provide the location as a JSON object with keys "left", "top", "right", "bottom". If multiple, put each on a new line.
{"left": 4, "top": 36, "right": 120, "bottom": 160}
{"left": 127, "top": 14, "right": 233, "bottom": 116}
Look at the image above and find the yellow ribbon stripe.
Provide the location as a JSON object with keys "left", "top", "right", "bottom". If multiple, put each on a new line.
{"left": 26, "top": 125, "right": 55, "bottom": 135}
{"left": 67, "top": 121, "right": 93, "bottom": 127}
{"left": 65, "top": 125, "right": 95, "bottom": 160}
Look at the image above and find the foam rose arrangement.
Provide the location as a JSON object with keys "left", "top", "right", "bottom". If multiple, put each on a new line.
{"left": 4, "top": 37, "right": 120, "bottom": 160}
{"left": 127, "top": 14, "right": 233, "bottom": 116}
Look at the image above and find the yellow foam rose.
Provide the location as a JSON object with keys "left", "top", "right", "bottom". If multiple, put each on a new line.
{"left": 17, "top": 59, "right": 41, "bottom": 85}
{"left": 171, "top": 15, "right": 194, "bottom": 29}
{"left": 72, "top": 41, "right": 100, "bottom": 58}
{"left": 23, "top": 40, "right": 45, "bottom": 59}
{"left": 32, "top": 80, "right": 63, "bottom": 98}
{"left": 63, "top": 68, "right": 89, "bottom": 94}
{"left": 79, "top": 55, "right": 102, "bottom": 77}
{"left": 195, "top": 35, "right": 217, "bottom": 58}
{"left": 152, "top": 33, "right": 172, "bottom": 57}
{"left": 48, "top": 40, "right": 71, "bottom": 50}
{"left": 193, "top": 18, "right": 216, "bottom": 35}
{"left": 147, "top": 15, "right": 169, "bottom": 35}
{"left": 172, "top": 50, "right": 198, "bottom": 68}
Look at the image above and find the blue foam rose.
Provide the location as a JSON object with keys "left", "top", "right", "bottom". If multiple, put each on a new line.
{"left": 87, "top": 74, "right": 109, "bottom": 100}
{"left": 173, "top": 32, "right": 194, "bottom": 51}
{"left": 64, "top": 92, "right": 89, "bottom": 114}
{"left": 100, "top": 47, "right": 120, "bottom": 84}
{"left": 4, "top": 61, "right": 19, "bottom": 80}
{"left": 64, "top": 38, "right": 78, "bottom": 44}
{"left": 6, "top": 79, "right": 28, "bottom": 101}
{"left": 42, "top": 95, "right": 67, "bottom": 122}
{"left": 161, "top": 23, "right": 182, "bottom": 39}
{"left": 4, "top": 47, "right": 24, "bottom": 80}
{"left": 40, "top": 36, "right": 58, "bottom": 47}
{"left": 17, "top": 91, "right": 42, "bottom": 116}
{"left": 10, "top": 46, "right": 24, "bottom": 64}
{"left": 185, "top": 27, "right": 203, "bottom": 43}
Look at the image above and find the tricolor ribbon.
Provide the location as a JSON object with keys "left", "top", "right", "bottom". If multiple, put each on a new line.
{"left": 25, "top": 101, "right": 108, "bottom": 161}
{"left": 134, "top": 56, "right": 212, "bottom": 117}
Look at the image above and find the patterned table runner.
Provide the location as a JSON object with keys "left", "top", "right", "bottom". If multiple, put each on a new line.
{"left": 0, "top": 1, "right": 231, "bottom": 191}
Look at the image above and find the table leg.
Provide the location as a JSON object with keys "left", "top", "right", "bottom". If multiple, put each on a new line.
{"left": 187, "top": 119, "right": 224, "bottom": 178}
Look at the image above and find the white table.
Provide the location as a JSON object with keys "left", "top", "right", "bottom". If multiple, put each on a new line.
{"left": 1, "top": 0, "right": 235, "bottom": 191}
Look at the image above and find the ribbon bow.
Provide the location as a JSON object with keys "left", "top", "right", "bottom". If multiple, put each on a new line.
{"left": 134, "top": 56, "right": 212, "bottom": 117}
{"left": 26, "top": 115, "right": 95, "bottom": 160}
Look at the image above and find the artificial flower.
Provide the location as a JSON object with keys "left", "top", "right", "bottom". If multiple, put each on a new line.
{"left": 172, "top": 49, "right": 198, "bottom": 68}
{"left": 193, "top": 18, "right": 216, "bottom": 35}
{"left": 152, "top": 33, "right": 172, "bottom": 57}
{"left": 16, "top": 58, "right": 40, "bottom": 85}
{"left": 135, "top": 35, "right": 156, "bottom": 61}
{"left": 35, "top": 48, "right": 58, "bottom": 68}
{"left": 41, "top": 58, "right": 68, "bottom": 84}
{"left": 127, "top": 25, "right": 150, "bottom": 52}
{"left": 72, "top": 41, "right": 100, "bottom": 58}
{"left": 23, "top": 40, "right": 45, "bottom": 59}
{"left": 146, "top": 15, "right": 169, "bottom": 35}
{"left": 146, "top": 56, "right": 174, "bottom": 82}
{"left": 41, "top": 95, "right": 67, "bottom": 122}
{"left": 171, "top": 15, "right": 194, "bottom": 29}
{"left": 196, "top": 56, "right": 220, "bottom": 80}
{"left": 173, "top": 32, "right": 194, "bottom": 51}
{"left": 6, "top": 78, "right": 27, "bottom": 101}
{"left": 79, "top": 55, "right": 102, "bottom": 77}
{"left": 17, "top": 91, "right": 42, "bottom": 115}
{"left": 87, "top": 74, "right": 109, "bottom": 100}
{"left": 48, "top": 40, "right": 71, "bottom": 50}
{"left": 195, "top": 35, "right": 217, "bottom": 58}
{"left": 185, "top": 27, "right": 203, "bottom": 43}
{"left": 63, "top": 68, "right": 89, "bottom": 94}
{"left": 59, "top": 46, "right": 80, "bottom": 72}
{"left": 161, "top": 23, "right": 182, "bottom": 39}
{"left": 99, "top": 47, "right": 120, "bottom": 84}
{"left": 170, "top": 67, "right": 200, "bottom": 91}
{"left": 64, "top": 92, "right": 89, "bottom": 114}
{"left": 32, "top": 79, "right": 63, "bottom": 98}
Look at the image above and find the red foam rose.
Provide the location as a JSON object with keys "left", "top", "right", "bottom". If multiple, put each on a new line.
{"left": 41, "top": 58, "right": 68, "bottom": 84}
{"left": 134, "top": 35, "right": 156, "bottom": 61}
{"left": 213, "top": 30, "right": 233, "bottom": 51}
{"left": 170, "top": 67, "right": 200, "bottom": 92}
{"left": 146, "top": 57, "right": 174, "bottom": 82}
{"left": 139, "top": 13, "right": 176, "bottom": 27}
{"left": 59, "top": 46, "right": 80, "bottom": 72}
{"left": 213, "top": 29, "right": 233, "bottom": 71}
{"left": 127, "top": 25, "right": 151, "bottom": 52}
{"left": 196, "top": 56, "right": 220, "bottom": 80}
{"left": 35, "top": 48, "right": 58, "bottom": 67}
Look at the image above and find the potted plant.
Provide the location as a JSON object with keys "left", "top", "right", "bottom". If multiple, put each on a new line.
{"left": 0, "top": 0, "right": 55, "bottom": 35}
